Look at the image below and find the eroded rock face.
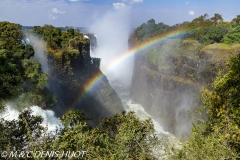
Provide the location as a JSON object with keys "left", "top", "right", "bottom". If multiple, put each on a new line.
{"left": 130, "top": 39, "right": 232, "bottom": 138}
{"left": 48, "top": 36, "right": 123, "bottom": 125}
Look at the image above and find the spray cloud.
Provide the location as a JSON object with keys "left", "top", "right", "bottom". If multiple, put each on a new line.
{"left": 26, "top": 34, "right": 48, "bottom": 73}
{"left": 0, "top": 105, "right": 61, "bottom": 132}
{"left": 89, "top": 8, "right": 133, "bottom": 88}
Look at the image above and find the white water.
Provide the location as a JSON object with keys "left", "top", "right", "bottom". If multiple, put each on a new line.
{"left": 0, "top": 105, "right": 61, "bottom": 132}
{"left": 110, "top": 81, "right": 181, "bottom": 153}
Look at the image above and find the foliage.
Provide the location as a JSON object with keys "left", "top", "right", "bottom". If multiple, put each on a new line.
{"left": 210, "top": 13, "right": 223, "bottom": 26}
{"left": 201, "top": 53, "right": 240, "bottom": 152}
{"left": 53, "top": 110, "right": 159, "bottom": 159}
{"left": 197, "top": 26, "right": 227, "bottom": 44}
{"left": 133, "top": 19, "right": 170, "bottom": 41}
{"left": 231, "top": 15, "right": 240, "bottom": 24}
{"left": 33, "top": 25, "right": 83, "bottom": 51}
{"left": 0, "top": 108, "right": 45, "bottom": 151}
{"left": 32, "top": 24, "right": 101, "bottom": 71}
{"left": 0, "top": 109, "right": 163, "bottom": 159}
{"left": 188, "top": 14, "right": 212, "bottom": 29}
{"left": 130, "top": 13, "right": 226, "bottom": 44}
{"left": 129, "top": 14, "right": 240, "bottom": 159}
{"left": 171, "top": 53, "right": 240, "bottom": 159}
{"left": 223, "top": 26, "right": 240, "bottom": 44}
{"left": 0, "top": 41, "right": 22, "bottom": 100}
{"left": 171, "top": 124, "right": 238, "bottom": 159}
{"left": 0, "top": 21, "right": 54, "bottom": 109}
{"left": 2, "top": 12, "right": 240, "bottom": 159}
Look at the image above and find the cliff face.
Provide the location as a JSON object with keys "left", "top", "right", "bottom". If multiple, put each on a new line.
{"left": 130, "top": 39, "right": 239, "bottom": 138}
{"left": 48, "top": 36, "right": 123, "bottom": 124}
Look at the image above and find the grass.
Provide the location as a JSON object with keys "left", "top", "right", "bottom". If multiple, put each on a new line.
{"left": 200, "top": 43, "right": 240, "bottom": 62}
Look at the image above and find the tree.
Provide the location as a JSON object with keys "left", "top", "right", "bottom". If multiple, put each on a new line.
{"left": 201, "top": 53, "right": 240, "bottom": 152}
{"left": 0, "top": 21, "right": 23, "bottom": 52}
{"left": 0, "top": 44, "right": 22, "bottom": 100}
{"left": 0, "top": 109, "right": 45, "bottom": 151}
{"left": 0, "top": 21, "right": 55, "bottom": 110}
{"left": 67, "top": 28, "right": 75, "bottom": 37}
{"left": 231, "top": 15, "right": 240, "bottom": 24}
{"left": 223, "top": 26, "right": 240, "bottom": 44}
{"left": 50, "top": 110, "right": 159, "bottom": 159}
{"left": 32, "top": 26, "right": 43, "bottom": 36}
{"left": 197, "top": 26, "right": 227, "bottom": 44}
{"left": 210, "top": 13, "right": 223, "bottom": 26}
{"left": 189, "top": 14, "right": 212, "bottom": 28}
{"left": 170, "top": 54, "right": 240, "bottom": 160}
{"left": 133, "top": 19, "right": 170, "bottom": 40}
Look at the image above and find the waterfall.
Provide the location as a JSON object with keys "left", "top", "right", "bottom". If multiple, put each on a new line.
{"left": 110, "top": 81, "right": 181, "bottom": 152}
{"left": 0, "top": 105, "right": 62, "bottom": 132}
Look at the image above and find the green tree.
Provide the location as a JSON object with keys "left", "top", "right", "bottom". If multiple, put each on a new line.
{"left": 133, "top": 19, "right": 170, "bottom": 41}
{"left": 170, "top": 54, "right": 240, "bottom": 159}
{"left": 0, "top": 41, "right": 22, "bottom": 101}
{"left": 0, "top": 21, "right": 55, "bottom": 110}
{"left": 0, "top": 21, "right": 23, "bottom": 52}
{"left": 189, "top": 14, "right": 212, "bottom": 28}
{"left": 0, "top": 109, "right": 45, "bottom": 151}
{"left": 201, "top": 53, "right": 240, "bottom": 152}
{"left": 223, "top": 26, "right": 240, "bottom": 44}
{"left": 198, "top": 26, "right": 227, "bottom": 44}
{"left": 32, "top": 26, "right": 43, "bottom": 36}
{"left": 50, "top": 110, "right": 159, "bottom": 159}
{"left": 210, "top": 13, "right": 223, "bottom": 26}
{"left": 231, "top": 15, "right": 240, "bottom": 24}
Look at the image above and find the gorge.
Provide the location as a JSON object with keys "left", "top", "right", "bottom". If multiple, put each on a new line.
{"left": 1, "top": 13, "right": 240, "bottom": 158}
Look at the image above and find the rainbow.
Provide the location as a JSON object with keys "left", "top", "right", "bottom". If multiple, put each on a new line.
{"left": 65, "top": 27, "right": 189, "bottom": 113}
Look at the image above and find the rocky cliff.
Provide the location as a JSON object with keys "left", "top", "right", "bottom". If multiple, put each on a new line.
{"left": 47, "top": 35, "right": 123, "bottom": 124}
{"left": 130, "top": 38, "right": 240, "bottom": 138}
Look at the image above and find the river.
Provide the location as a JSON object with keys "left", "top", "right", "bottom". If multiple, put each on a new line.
{"left": 110, "top": 81, "right": 181, "bottom": 154}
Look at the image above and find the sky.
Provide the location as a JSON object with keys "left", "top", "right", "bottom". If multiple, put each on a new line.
{"left": 0, "top": 0, "right": 240, "bottom": 28}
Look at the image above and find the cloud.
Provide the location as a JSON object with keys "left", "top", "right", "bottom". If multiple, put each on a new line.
{"left": 188, "top": 10, "right": 194, "bottom": 15}
{"left": 131, "top": 0, "right": 143, "bottom": 3}
{"left": 113, "top": 2, "right": 126, "bottom": 9}
{"left": 122, "top": 0, "right": 143, "bottom": 4}
{"left": 49, "top": 14, "right": 58, "bottom": 20}
{"left": 113, "top": 0, "right": 142, "bottom": 9}
{"left": 186, "top": 2, "right": 189, "bottom": 5}
{"left": 52, "top": 8, "right": 65, "bottom": 14}
{"left": 68, "top": 0, "right": 90, "bottom": 2}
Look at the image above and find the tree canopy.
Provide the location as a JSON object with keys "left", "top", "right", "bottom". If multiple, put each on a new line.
{"left": 0, "top": 21, "right": 54, "bottom": 110}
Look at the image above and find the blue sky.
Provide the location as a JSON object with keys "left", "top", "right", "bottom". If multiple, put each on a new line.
{"left": 0, "top": 0, "right": 240, "bottom": 28}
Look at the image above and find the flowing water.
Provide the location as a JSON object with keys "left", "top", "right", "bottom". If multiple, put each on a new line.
{"left": 0, "top": 105, "right": 61, "bottom": 132}
{"left": 110, "top": 81, "right": 181, "bottom": 156}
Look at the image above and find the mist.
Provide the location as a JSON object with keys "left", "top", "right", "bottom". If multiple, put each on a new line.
{"left": 129, "top": 39, "right": 208, "bottom": 138}
{"left": 0, "top": 105, "right": 61, "bottom": 132}
{"left": 89, "top": 8, "right": 134, "bottom": 88}
{"left": 26, "top": 34, "right": 48, "bottom": 73}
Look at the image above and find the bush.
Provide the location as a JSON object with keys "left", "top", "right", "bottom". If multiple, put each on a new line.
{"left": 223, "top": 26, "right": 240, "bottom": 44}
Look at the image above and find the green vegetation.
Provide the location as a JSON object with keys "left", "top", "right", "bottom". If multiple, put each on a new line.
{"left": 223, "top": 26, "right": 240, "bottom": 44}
{"left": 170, "top": 53, "right": 240, "bottom": 159}
{"left": 129, "top": 13, "right": 240, "bottom": 159}
{"left": 203, "top": 54, "right": 240, "bottom": 151}
{"left": 0, "top": 21, "right": 54, "bottom": 110}
{"left": 32, "top": 22, "right": 116, "bottom": 121}
{"left": 0, "top": 109, "right": 162, "bottom": 159}
{"left": 132, "top": 14, "right": 240, "bottom": 45}
{"left": 2, "top": 13, "right": 240, "bottom": 159}
{"left": 133, "top": 19, "right": 171, "bottom": 41}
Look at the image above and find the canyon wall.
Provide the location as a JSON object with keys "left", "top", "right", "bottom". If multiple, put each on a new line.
{"left": 130, "top": 39, "right": 238, "bottom": 138}
{"left": 47, "top": 36, "right": 123, "bottom": 125}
